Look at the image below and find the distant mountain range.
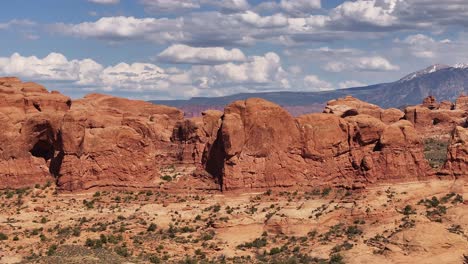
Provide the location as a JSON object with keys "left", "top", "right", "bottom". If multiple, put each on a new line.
{"left": 150, "top": 64, "right": 468, "bottom": 116}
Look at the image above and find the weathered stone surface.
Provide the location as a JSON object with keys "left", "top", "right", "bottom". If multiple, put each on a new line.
{"left": 324, "top": 96, "right": 404, "bottom": 124}
{"left": 0, "top": 78, "right": 465, "bottom": 192}
{"left": 56, "top": 93, "right": 212, "bottom": 191}
{"left": 211, "top": 98, "right": 431, "bottom": 191}
{"left": 404, "top": 96, "right": 466, "bottom": 134}
{"left": 443, "top": 126, "right": 468, "bottom": 177}
{"left": 455, "top": 95, "right": 468, "bottom": 111}
{"left": 0, "top": 77, "right": 71, "bottom": 189}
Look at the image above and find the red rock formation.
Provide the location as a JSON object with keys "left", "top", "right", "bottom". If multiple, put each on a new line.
{"left": 443, "top": 126, "right": 468, "bottom": 177}
{"left": 405, "top": 96, "right": 467, "bottom": 136}
{"left": 324, "top": 96, "right": 404, "bottom": 124}
{"left": 211, "top": 98, "right": 431, "bottom": 191}
{"left": 57, "top": 94, "right": 220, "bottom": 191}
{"left": 0, "top": 77, "right": 71, "bottom": 189}
{"left": 455, "top": 95, "right": 468, "bottom": 111}
{"left": 1, "top": 78, "right": 465, "bottom": 192}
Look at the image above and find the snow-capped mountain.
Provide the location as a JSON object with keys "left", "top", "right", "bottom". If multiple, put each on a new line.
{"left": 454, "top": 63, "right": 468, "bottom": 69}
{"left": 152, "top": 64, "right": 468, "bottom": 114}
{"left": 399, "top": 64, "right": 450, "bottom": 82}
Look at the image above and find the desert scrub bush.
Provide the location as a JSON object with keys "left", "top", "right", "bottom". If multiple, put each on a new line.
{"left": 345, "top": 225, "right": 362, "bottom": 239}
{"left": 237, "top": 237, "right": 267, "bottom": 249}
{"left": 161, "top": 175, "right": 172, "bottom": 182}
{"left": 402, "top": 205, "right": 416, "bottom": 215}
{"left": 322, "top": 187, "right": 332, "bottom": 197}
{"left": 114, "top": 245, "right": 130, "bottom": 257}
{"left": 423, "top": 138, "right": 449, "bottom": 169}
{"left": 0, "top": 232, "right": 8, "bottom": 240}
{"left": 332, "top": 241, "right": 353, "bottom": 253}
{"left": 147, "top": 223, "right": 157, "bottom": 232}
{"left": 47, "top": 244, "right": 57, "bottom": 256}
{"left": 329, "top": 253, "right": 345, "bottom": 264}
{"left": 83, "top": 199, "right": 95, "bottom": 209}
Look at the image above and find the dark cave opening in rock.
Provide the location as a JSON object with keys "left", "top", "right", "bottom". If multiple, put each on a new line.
{"left": 29, "top": 138, "right": 64, "bottom": 177}
{"left": 30, "top": 140, "right": 55, "bottom": 161}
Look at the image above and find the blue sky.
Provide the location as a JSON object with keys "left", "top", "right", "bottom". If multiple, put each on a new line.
{"left": 0, "top": 0, "right": 467, "bottom": 99}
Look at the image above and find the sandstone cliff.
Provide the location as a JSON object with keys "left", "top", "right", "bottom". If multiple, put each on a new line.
{"left": 0, "top": 78, "right": 466, "bottom": 192}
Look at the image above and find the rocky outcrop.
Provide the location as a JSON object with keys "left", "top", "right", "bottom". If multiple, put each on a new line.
{"left": 1, "top": 78, "right": 465, "bottom": 192}
{"left": 211, "top": 98, "right": 431, "bottom": 191}
{"left": 443, "top": 126, "right": 468, "bottom": 177}
{"left": 405, "top": 96, "right": 467, "bottom": 133}
{"left": 0, "top": 78, "right": 222, "bottom": 191}
{"left": 0, "top": 77, "right": 71, "bottom": 189}
{"left": 324, "top": 96, "right": 404, "bottom": 124}
{"left": 57, "top": 94, "right": 222, "bottom": 191}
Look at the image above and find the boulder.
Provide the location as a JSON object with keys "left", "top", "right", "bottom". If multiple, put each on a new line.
{"left": 443, "top": 126, "right": 468, "bottom": 177}
{"left": 324, "top": 96, "right": 403, "bottom": 124}
{"left": 0, "top": 78, "right": 70, "bottom": 189}
{"left": 210, "top": 98, "right": 431, "bottom": 191}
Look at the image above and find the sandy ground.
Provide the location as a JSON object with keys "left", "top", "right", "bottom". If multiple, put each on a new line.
{"left": 0, "top": 178, "right": 466, "bottom": 263}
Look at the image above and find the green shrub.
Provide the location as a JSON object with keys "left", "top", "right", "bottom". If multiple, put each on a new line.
{"left": 47, "top": 244, "right": 57, "bottom": 256}
{"left": 147, "top": 223, "right": 157, "bottom": 232}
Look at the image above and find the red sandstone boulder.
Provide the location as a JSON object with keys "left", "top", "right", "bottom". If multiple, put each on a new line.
{"left": 455, "top": 95, "right": 468, "bottom": 111}
{"left": 443, "top": 126, "right": 468, "bottom": 177}
{"left": 0, "top": 77, "right": 70, "bottom": 189}
{"left": 405, "top": 96, "right": 466, "bottom": 135}
{"left": 211, "top": 98, "right": 431, "bottom": 191}
{"left": 324, "top": 96, "right": 403, "bottom": 124}
{"left": 0, "top": 78, "right": 459, "bottom": 192}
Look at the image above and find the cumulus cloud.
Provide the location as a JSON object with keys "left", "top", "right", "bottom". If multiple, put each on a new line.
{"left": 329, "top": 0, "right": 399, "bottom": 29}
{"left": 238, "top": 11, "right": 288, "bottom": 28}
{"left": 280, "top": 0, "right": 321, "bottom": 16}
{"left": 394, "top": 34, "right": 453, "bottom": 59}
{"left": 324, "top": 56, "right": 399, "bottom": 72}
{"left": 158, "top": 44, "right": 246, "bottom": 64}
{"left": 0, "top": 53, "right": 102, "bottom": 83}
{"left": 140, "top": 0, "right": 200, "bottom": 13}
{"left": 211, "top": 0, "right": 250, "bottom": 13}
{"left": 303, "top": 75, "right": 333, "bottom": 91}
{"left": 88, "top": 0, "right": 119, "bottom": 4}
{"left": 0, "top": 51, "right": 289, "bottom": 98}
{"left": 52, "top": 16, "right": 185, "bottom": 43}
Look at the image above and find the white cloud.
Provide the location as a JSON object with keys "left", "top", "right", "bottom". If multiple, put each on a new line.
{"left": 213, "top": 0, "right": 250, "bottom": 12}
{"left": 198, "top": 52, "right": 285, "bottom": 85}
{"left": 0, "top": 52, "right": 102, "bottom": 83}
{"left": 303, "top": 75, "right": 333, "bottom": 91}
{"left": 140, "top": 0, "right": 200, "bottom": 13}
{"left": 88, "top": 0, "right": 119, "bottom": 4}
{"left": 330, "top": 0, "right": 399, "bottom": 28}
{"left": 338, "top": 80, "right": 367, "bottom": 89}
{"left": 394, "top": 34, "right": 454, "bottom": 58}
{"left": 280, "top": 0, "right": 321, "bottom": 16}
{"left": 0, "top": 19, "right": 36, "bottom": 30}
{"left": 238, "top": 11, "right": 288, "bottom": 28}
{"left": 0, "top": 51, "right": 289, "bottom": 98}
{"left": 52, "top": 16, "right": 184, "bottom": 43}
{"left": 158, "top": 44, "right": 246, "bottom": 64}
{"left": 324, "top": 56, "right": 399, "bottom": 72}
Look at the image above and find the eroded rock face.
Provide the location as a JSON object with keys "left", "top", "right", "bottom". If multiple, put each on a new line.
{"left": 212, "top": 98, "right": 431, "bottom": 191}
{"left": 324, "top": 96, "right": 404, "bottom": 124}
{"left": 405, "top": 96, "right": 467, "bottom": 133}
{"left": 0, "top": 78, "right": 223, "bottom": 191}
{"left": 56, "top": 94, "right": 220, "bottom": 191}
{"left": 0, "top": 77, "right": 71, "bottom": 189}
{"left": 443, "top": 126, "right": 468, "bottom": 177}
{"left": 0, "top": 79, "right": 465, "bottom": 192}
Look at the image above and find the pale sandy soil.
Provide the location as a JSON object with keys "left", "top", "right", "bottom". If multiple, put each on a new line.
{"left": 0, "top": 179, "right": 466, "bottom": 264}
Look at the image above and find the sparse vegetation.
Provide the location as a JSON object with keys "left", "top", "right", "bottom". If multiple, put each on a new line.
{"left": 423, "top": 138, "right": 449, "bottom": 169}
